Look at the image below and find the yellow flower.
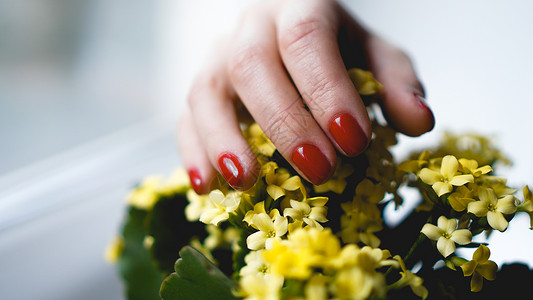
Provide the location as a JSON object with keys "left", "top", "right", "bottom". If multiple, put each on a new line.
{"left": 283, "top": 197, "right": 328, "bottom": 229}
{"left": 343, "top": 179, "right": 385, "bottom": 219}
{"left": 304, "top": 275, "right": 328, "bottom": 300}
{"left": 458, "top": 158, "right": 492, "bottom": 177}
{"left": 243, "top": 201, "right": 268, "bottom": 226}
{"left": 467, "top": 187, "right": 517, "bottom": 231}
{"left": 246, "top": 210, "right": 288, "bottom": 250}
{"left": 392, "top": 255, "right": 429, "bottom": 299}
{"left": 238, "top": 274, "right": 284, "bottom": 300}
{"left": 460, "top": 245, "right": 497, "bottom": 292}
{"left": 261, "top": 228, "right": 341, "bottom": 281}
{"left": 240, "top": 250, "right": 269, "bottom": 277}
{"left": 421, "top": 216, "right": 472, "bottom": 257}
{"left": 104, "top": 235, "right": 124, "bottom": 264}
{"left": 348, "top": 68, "right": 383, "bottom": 95}
{"left": 332, "top": 266, "right": 385, "bottom": 300}
{"left": 517, "top": 185, "right": 533, "bottom": 229}
{"left": 262, "top": 238, "right": 316, "bottom": 280}
{"left": 246, "top": 123, "right": 276, "bottom": 157}
{"left": 340, "top": 210, "right": 382, "bottom": 247}
{"left": 185, "top": 189, "right": 212, "bottom": 221}
{"left": 127, "top": 175, "right": 164, "bottom": 209}
{"left": 398, "top": 151, "right": 431, "bottom": 174}
{"left": 262, "top": 162, "right": 303, "bottom": 201}
{"left": 199, "top": 190, "right": 241, "bottom": 226}
{"left": 418, "top": 155, "right": 474, "bottom": 196}
{"left": 314, "top": 160, "right": 354, "bottom": 194}
{"left": 447, "top": 185, "right": 476, "bottom": 212}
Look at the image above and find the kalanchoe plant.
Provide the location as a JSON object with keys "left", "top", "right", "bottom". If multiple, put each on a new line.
{"left": 107, "top": 69, "right": 533, "bottom": 300}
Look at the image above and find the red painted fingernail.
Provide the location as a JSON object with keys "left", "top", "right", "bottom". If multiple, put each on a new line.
{"left": 291, "top": 144, "right": 332, "bottom": 185}
{"left": 415, "top": 93, "right": 433, "bottom": 114}
{"left": 329, "top": 113, "right": 368, "bottom": 157}
{"left": 218, "top": 153, "right": 245, "bottom": 189}
{"left": 188, "top": 168, "right": 203, "bottom": 194}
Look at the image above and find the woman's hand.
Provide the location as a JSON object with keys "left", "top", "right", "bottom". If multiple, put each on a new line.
{"left": 178, "top": 0, "right": 434, "bottom": 194}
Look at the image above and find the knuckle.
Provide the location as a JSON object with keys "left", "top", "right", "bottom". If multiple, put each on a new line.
{"left": 279, "top": 17, "right": 323, "bottom": 54}
{"left": 227, "top": 43, "right": 266, "bottom": 83}
{"left": 307, "top": 72, "right": 341, "bottom": 104}
{"left": 187, "top": 74, "right": 227, "bottom": 109}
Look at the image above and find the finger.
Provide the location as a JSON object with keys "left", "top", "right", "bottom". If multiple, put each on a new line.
{"left": 188, "top": 62, "right": 260, "bottom": 191}
{"left": 364, "top": 35, "right": 435, "bottom": 136}
{"left": 177, "top": 109, "right": 216, "bottom": 194}
{"left": 275, "top": 0, "right": 371, "bottom": 157}
{"left": 227, "top": 5, "right": 335, "bottom": 185}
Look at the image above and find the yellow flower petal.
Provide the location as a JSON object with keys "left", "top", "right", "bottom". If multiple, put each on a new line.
{"left": 267, "top": 185, "right": 285, "bottom": 200}
{"left": 437, "top": 237, "right": 456, "bottom": 257}
{"left": 487, "top": 211, "right": 508, "bottom": 231}
{"left": 451, "top": 229, "right": 472, "bottom": 245}
{"left": 441, "top": 155, "right": 459, "bottom": 181}
{"left": 419, "top": 168, "right": 442, "bottom": 185}
{"left": 432, "top": 182, "right": 452, "bottom": 196}
{"left": 449, "top": 174, "right": 474, "bottom": 186}
{"left": 421, "top": 223, "right": 442, "bottom": 241}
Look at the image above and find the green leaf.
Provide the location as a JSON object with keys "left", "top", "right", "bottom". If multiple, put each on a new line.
{"left": 119, "top": 207, "right": 163, "bottom": 300}
{"left": 160, "top": 246, "right": 238, "bottom": 300}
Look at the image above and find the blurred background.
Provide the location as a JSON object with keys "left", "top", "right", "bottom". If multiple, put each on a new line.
{"left": 0, "top": 0, "right": 531, "bottom": 299}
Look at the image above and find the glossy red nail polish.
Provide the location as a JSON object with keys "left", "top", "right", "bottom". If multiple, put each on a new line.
{"left": 329, "top": 113, "right": 368, "bottom": 157}
{"left": 188, "top": 168, "right": 203, "bottom": 194}
{"left": 218, "top": 153, "right": 244, "bottom": 189}
{"left": 291, "top": 144, "right": 332, "bottom": 185}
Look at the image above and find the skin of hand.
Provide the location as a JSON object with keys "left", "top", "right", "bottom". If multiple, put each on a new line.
{"left": 178, "top": 0, "right": 434, "bottom": 194}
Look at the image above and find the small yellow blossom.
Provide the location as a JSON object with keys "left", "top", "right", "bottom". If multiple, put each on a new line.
{"left": 185, "top": 189, "right": 212, "bottom": 221}
{"left": 458, "top": 158, "right": 492, "bottom": 177}
{"left": 304, "top": 275, "right": 328, "bottom": 300}
{"left": 262, "top": 162, "right": 303, "bottom": 200}
{"left": 199, "top": 190, "right": 241, "bottom": 226}
{"left": 314, "top": 160, "right": 354, "bottom": 194}
{"left": 262, "top": 239, "right": 316, "bottom": 280}
{"left": 246, "top": 210, "right": 288, "bottom": 250}
{"left": 332, "top": 266, "right": 385, "bottom": 300}
{"left": 398, "top": 151, "right": 431, "bottom": 174}
{"left": 240, "top": 250, "right": 269, "bottom": 277}
{"left": 127, "top": 175, "right": 164, "bottom": 210}
{"left": 104, "top": 235, "right": 124, "bottom": 264}
{"left": 343, "top": 178, "right": 385, "bottom": 219}
{"left": 467, "top": 187, "right": 517, "bottom": 231}
{"left": 447, "top": 185, "right": 476, "bottom": 212}
{"left": 418, "top": 155, "right": 475, "bottom": 196}
{"left": 340, "top": 210, "right": 382, "bottom": 247}
{"left": 283, "top": 197, "right": 328, "bottom": 229}
{"left": 421, "top": 216, "right": 472, "bottom": 257}
{"left": 159, "top": 168, "right": 191, "bottom": 195}
{"left": 262, "top": 228, "right": 339, "bottom": 280}
{"left": 246, "top": 123, "right": 276, "bottom": 157}
{"left": 461, "top": 245, "right": 497, "bottom": 292}
{"left": 348, "top": 68, "right": 383, "bottom": 95}
{"left": 238, "top": 273, "right": 284, "bottom": 300}
{"left": 517, "top": 185, "right": 533, "bottom": 229}
{"left": 243, "top": 201, "right": 268, "bottom": 226}
{"left": 392, "top": 255, "right": 429, "bottom": 299}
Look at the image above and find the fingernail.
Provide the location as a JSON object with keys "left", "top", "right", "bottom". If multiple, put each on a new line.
{"left": 188, "top": 168, "right": 203, "bottom": 194}
{"left": 218, "top": 153, "right": 244, "bottom": 189}
{"left": 415, "top": 93, "right": 432, "bottom": 114}
{"left": 291, "top": 144, "right": 332, "bottom": 185}
{"left": 329, "top": 113, "right": 368, "bottom": 157}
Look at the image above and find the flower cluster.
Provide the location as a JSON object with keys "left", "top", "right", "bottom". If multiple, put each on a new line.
{"left": 109, "top": 69, "right": 533, "bottom": 300}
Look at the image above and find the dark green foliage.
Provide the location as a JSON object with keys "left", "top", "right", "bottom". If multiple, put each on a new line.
{"left": 147, "top": 194, "right": 207, "bottom": 276}
{"left": 119, "top": 207, "right": 164, "bottom": 300}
